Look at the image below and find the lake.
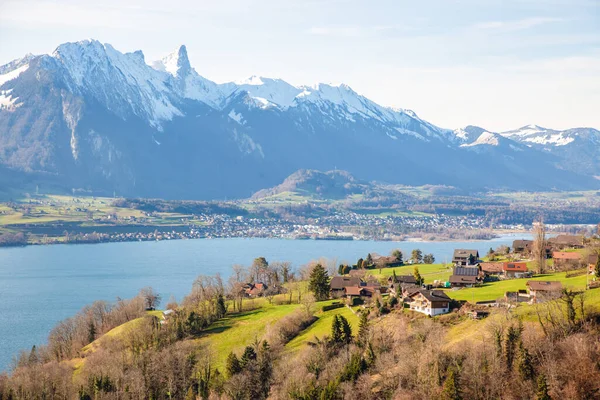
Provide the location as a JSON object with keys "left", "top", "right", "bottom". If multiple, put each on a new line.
{"left": 0, "top": 234, "right": 529, "bottom": 371}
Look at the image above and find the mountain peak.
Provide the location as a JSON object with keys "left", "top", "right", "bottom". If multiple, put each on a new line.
{"left": 152, "top": 45, "right": 191, "bottom": 77}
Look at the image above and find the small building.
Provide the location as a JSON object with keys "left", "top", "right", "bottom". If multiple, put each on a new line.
{"left": 449, "top": 266, "right": 483, "bottom": 287}
{"left": 548, "top": 235, "right": 584, "bottom": 250}
{"left": 526, "top": 281, "right": 563, "bottom": 302}
{"left": 480, "top": 262, "right": 504, "bottom": 276}
{"left": 552, "top": 251, "right": 582, "bottom": 270}
{"left": 246, "top": 282, "right": 267, "bottom": 297}
{"left": 344, "top": 286, "right": 368, "bottom": 298}
{"left": 513, "top": 239, "right": 533, "bottom": 255}
{"left": 503, "top": 262, "right": 529, "bottom": 278}
{"left": 588, "top": 254, "right": 599, "bottom": 275}
{"left": 407, "top": 290, "right": 451, "bottom": 316}
{"left": 453, "top": 249, "right": 480, "bottom": 266}
{"left": 330, "top": 276, "right": 363, "bottom": 297}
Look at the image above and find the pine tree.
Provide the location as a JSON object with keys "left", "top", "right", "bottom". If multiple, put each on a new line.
{"left": 517, "top": 342, "right": 534, "bottom": 381}
{"left": 392, "top": 270, "right": 398, "bottom": 283}
{"left": 331, "top": 315, "right": 342, "bottom": 344}
{"left": 240, "top": 346, "right": 257, "bottom": 368}
{"left": 594, "top": 251, "right": 600, "bottom": 279}
{"left": 536, "top": 374, "right": 551, "bottom": 400}
{"left": 356, "top": 258, "right": 364, "bottom": 269}
{"left": 413, "top": 266, "right": 424, "bottom": 286}
{"left": 28, "top": 345, "right": 38, "bottom": 365}
{"left": 339, "top": 315, "right": 353, "bottom": 344}
{"left": 87, "top": 321, "right": 96, "bottom": 344}
{"left": 441, "top": 368, "right": 462, "bottom": 400}
{"left": 308, "top": 264, "right": 330, "bottom": 301}
{"left": 216, "top": 294, "right": 227, "bottom": 318}
{"left": 226, "top": 352, "right": 242, "bottom": 376}
{"left": 357, "top": 311, "right": 369, "bottom": 346}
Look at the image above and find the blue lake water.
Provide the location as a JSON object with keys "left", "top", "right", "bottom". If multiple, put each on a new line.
{"left": 0, "top": 234, "right": 530, "bottom": 371}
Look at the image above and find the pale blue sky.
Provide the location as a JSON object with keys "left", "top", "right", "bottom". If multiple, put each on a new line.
{"left": 0, "top": 0, "right": 598, "bottom": 131}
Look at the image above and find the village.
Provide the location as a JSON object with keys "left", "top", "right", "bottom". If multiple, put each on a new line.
{"left": 230, "top": 232, "right": 600, "bottom": 318}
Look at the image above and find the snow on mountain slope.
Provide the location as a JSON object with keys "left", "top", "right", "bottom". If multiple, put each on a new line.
{"left": 460, "top": 131, "right": 499, "bottom": 147}
{"left": 500, "top": 125, "right": 577, "bottom": 146}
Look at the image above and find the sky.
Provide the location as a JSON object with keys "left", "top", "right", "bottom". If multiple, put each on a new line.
{"left": 0, "top": 0, "right": 598, "bottom": 132}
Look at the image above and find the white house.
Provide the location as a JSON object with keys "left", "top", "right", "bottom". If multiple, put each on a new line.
{"left": 407, "top": 290, "right": 451, "bottom": 316}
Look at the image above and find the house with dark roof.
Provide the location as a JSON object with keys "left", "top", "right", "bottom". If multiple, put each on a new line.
{"left": 330, "top": 276, "right": 363, "bottom": 297}
{"left": 503, "top": 262, "right": 529, "bottom": 278}
{"left": 452, "top": 249, "right": 480, "bottom": 266}
{"left": 548, "top": 235, "right": 584, "bottom": 250}
{"left": 513, "top": 239, "right": 533, "bottom": 254}
{"left": 449, "top": 266, "right": 483, "bottom": 287}
{"left": 407, "top": 290, "right": 451, "bottom": 316}
{"left": 526, "top": 281, "right": 563, "bottom": 302}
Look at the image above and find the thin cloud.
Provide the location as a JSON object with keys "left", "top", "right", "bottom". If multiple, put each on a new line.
{"left": 307, "top": 26, "right": 363, "bottom": 37}
{"left": 472, "top": 17, "right": 562, "bottom": 32}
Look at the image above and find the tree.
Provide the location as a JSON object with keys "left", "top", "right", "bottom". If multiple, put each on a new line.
{"left": 594, "top": 251, "right": 600, "bottom": 279}
{"left": 468, "top": 254, "right": 476, "bottom": 266}
{"left": 338, "top": 264, "right": 345, "bottom": 275}
{"left": 226, "top": 352, "right": 242, "bottom": 377}
{"left": 356, "top": 258, "right": 364, "bottom": 269}
{"left": 533, "top": 219, "right": 547, "bottom": 274}
{"left": 391, "top": 249, "right": 403, "bottom": 264}
{"left": 340, "top": 315, "right": 353, "bottom": 344}
{"left": 308, "top": 264, "right": 330, "bottom": 301}
{"left": 240, "top": 346, "right": 257, "bottom": 368}
{"left": 139, "top": 287, "right": 161, "bottom": 310}
{"left": 423, "top": 253, "right": 435, "bottom": 264}
{"left": 365, "top": 253, "right": 373, "bottom": 265}
{"left": 536, "top": 374, "right": 551, "bottom": 400}
{"left": 413, "top": 266, "right": 424, "bottom": 286}
{"left": 216, "top": 294, "right": 227, "bottom": 318}
{"left": 87, "top": 321, "right": 96, "bottom": 344}
{"left": 441, "top": 368, "right": 462, "bottom": 400}
{"left": 517, "top": 342, "right": 534, "bottom": 381}
{"left": 411, "top": 249, "right": 423, "bottom": 264}
{"left": 357, "top": 311, "right": 369, "bottom": 346}
{"left": 330, "top": 315, "right": 352, "bottom": 345}
{"left": 251, "top": 257, "right": 269, "bottom": 282}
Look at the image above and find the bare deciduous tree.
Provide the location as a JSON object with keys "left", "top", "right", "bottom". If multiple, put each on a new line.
{"left": 532, "top": 218, "right": 547, "bottom": 274}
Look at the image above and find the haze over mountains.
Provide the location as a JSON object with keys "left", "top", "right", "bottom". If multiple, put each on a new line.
{"left": 0, "top": 39, "right": 598, "bottom": 199}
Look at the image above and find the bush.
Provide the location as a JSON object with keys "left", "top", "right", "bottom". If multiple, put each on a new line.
{"left": 322, "top": 302, "right": 344, "bottom": 312}
{"left": 351, "top": 297, "right": 364, "bottom": 306}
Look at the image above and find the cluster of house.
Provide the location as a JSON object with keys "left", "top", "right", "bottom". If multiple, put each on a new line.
{"left": 505, "top": 280, "right": 564, "bottom": 304}
{"left": 330, "top": 275, "right": 386, "bottom": 299}
{"left": 448, "top": 249, "right": 531, "bottom": 287}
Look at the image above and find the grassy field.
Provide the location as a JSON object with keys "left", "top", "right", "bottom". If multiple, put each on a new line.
{"left": 286, "top": 303, "right": 360, "bottom": 351}
{"left": 367, "top": 263, "right": 454, "bottom": 284}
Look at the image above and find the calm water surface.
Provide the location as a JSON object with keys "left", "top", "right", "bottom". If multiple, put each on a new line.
{"left": 0, "top": 234, "right": 529, "bottom": 371}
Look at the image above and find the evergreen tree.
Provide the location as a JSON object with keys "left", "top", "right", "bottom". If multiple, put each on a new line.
{"left": 411, "top": 249, "right": 423, "bottom": 264}
{"left": 392, "top": 270, "right": 398, "bottom": 283}
{"left": 468, "top": 253, "right": 476, "bottom": 265}
{"left": 331, "top": 315, "right": 342, "bottom": 344}
{"left": 339, "top": 315, "right": 353, "bottom": 344}
{"left": 504, "top": 325, "right": 521, "bottom": 370}
{"left": 536, "top": 374, "right": 551, "bottom": 400}
{"left": 366, "top": 253, "right": 373, "bottom": 265}
{"left": 594, "top": 251, "right": 600, "bottom": 279}
{"left": 338, "top": 264, "right": 345, "bottom": 275}
{"left": 216, "top": 294, "right": 227, "bottom": 318}
{"left": 391, "top": 249, "right": 403, "bottom": 264}
{"left": 441, "top": 368, "right": 462, "bottom": 400}
{"left": 226, "top": 352, "right": 242, "bottom": 376}
{"left": 28, "top": 345, "right": 38, "bottom": 365}
{"left": 413, "top": 266, "right": 424, "bottom": 286}
{"left": 87, "top": 321, "right": 96, "bottom": 344}
{"left": 240, "top": 346, "right": 257, "bottom": 368}
{"left": 517, "top": 342, "right": 534, "bottom": 381}
{"left": 356, "top": 258, "right": 364, "bottom": 269}
{"left": 308, "top": 264, "right": 330, "bottom": 301}
{"left": 357, "top": 311, "right": 369, "bottom": 346}
{"left": 423, "top": 253, "right": 435, "bottom": 264}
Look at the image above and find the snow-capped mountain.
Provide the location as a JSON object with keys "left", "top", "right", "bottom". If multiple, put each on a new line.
{"left": 0, "top": 39, "right": 597, "bottom": 199}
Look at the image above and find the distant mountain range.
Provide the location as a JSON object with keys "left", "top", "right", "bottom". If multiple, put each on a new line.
{"left": 0, "top": 39, "right": 598, "bottom": 199}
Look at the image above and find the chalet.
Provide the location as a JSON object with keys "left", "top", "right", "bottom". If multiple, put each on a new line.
{"left": 330, "top": 276, "right": 363, "bottom": 297}
{"left": 449, "top": 266, "right": 483, "bottom": 287}
{"left": 513, "top": 239, "right": 533, "bottom": 254}
{"left": 407, "top": 290, "right": 451, "bottom": 316}
{"left": 245, "top": 282, "right": 267, "bottom": 297}
{"left": 504, "top": 290, "right": 530, "bottom": 304}
{"left": 552, "top": 251, "right": 582, "bottom": 269}
{"left": 588, "top": 254, "right": 599, "bottom": 275}
{"left": 503, "top": 262, "right": 529, "bottom": 278}
{"left": 479, "top": 262, "right": 504, "bottom": 276}
{"left": 548, "top": 235, "right": 584, "bottom": 250}
{"left": 344, "top": 286, "right": 368, "bottom": 298}
{"left": 371, "top": 254, "right": 403, "bottom": 268}
{"left": 526, "top": 281, "right": 563, "bottom": 303}
{"left": 452, "top": 249, "right": 480, "bottom": 266}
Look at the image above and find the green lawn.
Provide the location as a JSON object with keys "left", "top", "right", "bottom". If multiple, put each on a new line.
{"left": 195, "top": 303, "right": 301, "bottom": 370}
{"left": 367, "top": 263, "right": 454, "bottom": 284}
{"left": 446, "top": 272, "right": 590, "bottom": 302}
{"left": 286, "top": 303, "right": 360, "bottom": 351}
